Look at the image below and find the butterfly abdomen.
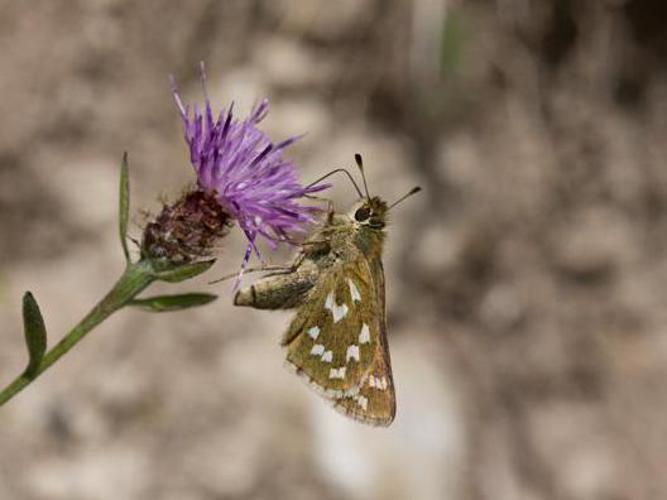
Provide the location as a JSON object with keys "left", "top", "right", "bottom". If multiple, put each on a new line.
{"left": 234, "top": 263, "right": 319, "bottom": 310}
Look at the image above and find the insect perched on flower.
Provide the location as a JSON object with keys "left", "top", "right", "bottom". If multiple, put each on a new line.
{"left": 141, "top": 63, "right": 328, "bottom": 270}
{"left": 234, "top": 154, "right": 420, "bottom": 426}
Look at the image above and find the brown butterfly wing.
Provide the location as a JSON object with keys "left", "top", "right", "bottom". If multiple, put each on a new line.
{"left": 282, "top": 257, "right": 376, "bottom": 393}
{"left": 331, "top": 259, "right": 396, "bottom": 426}
{"left": 282, "top": 253, "right": 395, "bottom": 426}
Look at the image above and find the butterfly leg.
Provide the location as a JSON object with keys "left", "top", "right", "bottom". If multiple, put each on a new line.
{"left": 304, "top": 194, "right": 334, "bottom": 207}
{"left": 208, "top": 264, "right": 295, "bottom": 285}
{"left": 304, "top": 195, "right": 335, "bottom": 224}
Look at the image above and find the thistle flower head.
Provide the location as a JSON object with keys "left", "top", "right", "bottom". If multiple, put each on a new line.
{"left": 170, "top": 64, "right": 328, "bottom": 266}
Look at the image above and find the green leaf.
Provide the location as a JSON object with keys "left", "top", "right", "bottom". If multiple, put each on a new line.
{"left": 129, "top": 293, "right": 217, "bottom": 312}
{"left": 119, "top": 152, "right": 131, "bottom": 263}
{"left": 150, "top": 259, "right": 216, "bottom": 283}
{"left": 22, "top": 292, "right": 47, "bottom": 376}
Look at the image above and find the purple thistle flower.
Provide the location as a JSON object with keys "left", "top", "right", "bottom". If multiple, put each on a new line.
{"left": 170, "top": 63, "right": 328, "bottom": 269}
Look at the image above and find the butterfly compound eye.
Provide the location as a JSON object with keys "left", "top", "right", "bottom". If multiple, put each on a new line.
{"left": 354, "top": 207, "right": 371, "bottom": 221}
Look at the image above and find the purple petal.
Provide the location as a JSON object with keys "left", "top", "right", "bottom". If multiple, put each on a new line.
{"left": 171, "top": 64, "right": 330, "bottom": 269}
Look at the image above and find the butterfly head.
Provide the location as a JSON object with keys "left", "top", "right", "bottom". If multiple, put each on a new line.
{"left": 352, "top": 196, "right": 388, "bottom": 230}
{"left": 307, "top": 153, "right": 421, "bottom": 234}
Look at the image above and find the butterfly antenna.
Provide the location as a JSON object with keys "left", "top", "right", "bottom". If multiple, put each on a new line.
{"left": 354, "top": 153, "right": 371, "bottom": 201}
{"left": 305, "top": 168, "right": 363, "bottom": 198}
{"left": 388, "top": 186, "right": 422, "bottom": 210}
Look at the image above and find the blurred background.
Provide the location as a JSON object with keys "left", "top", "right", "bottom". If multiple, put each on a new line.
{"left": 1, "top": 1, "right": 667, "bottom": 499}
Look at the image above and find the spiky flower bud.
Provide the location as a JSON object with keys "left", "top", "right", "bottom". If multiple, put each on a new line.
{"left": 141, "top": 190, "right": 232, "bottom": 263}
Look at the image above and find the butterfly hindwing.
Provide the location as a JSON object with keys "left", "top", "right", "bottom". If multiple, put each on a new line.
{"left": 332, "top": 351, "right": 396, "bottom": 426}
{"left": 282, "top": 252, "right": 395, "bottom": 425}
{"left": 283, "top": 257, "right": 377, "bottom": 396}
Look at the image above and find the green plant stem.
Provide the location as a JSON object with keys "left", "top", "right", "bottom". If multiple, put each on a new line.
{"left": 0, "top": 260, "right": 155, "bottom": 407}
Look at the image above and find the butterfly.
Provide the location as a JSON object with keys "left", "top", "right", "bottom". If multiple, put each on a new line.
{"left": 233, "top": 154, "right": 420, "bottom": 426}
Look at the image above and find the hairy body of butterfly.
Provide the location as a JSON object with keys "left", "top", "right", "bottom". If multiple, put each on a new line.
{"left": 234, "top": 196, "right": 396, "bottom": 426}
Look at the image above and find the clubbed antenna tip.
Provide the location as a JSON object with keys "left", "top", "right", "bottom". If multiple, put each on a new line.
{"left": 354, "top": 153, "right": 370, "bottom": 200}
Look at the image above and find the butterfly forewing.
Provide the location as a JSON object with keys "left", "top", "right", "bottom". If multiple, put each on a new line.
{"left": 332, "top": 259, "right": 395, "bottom": 425}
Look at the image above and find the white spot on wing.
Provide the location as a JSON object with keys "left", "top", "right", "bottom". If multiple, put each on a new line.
{"left": 324, "top": 291, "right": 349, "bottom": 323}
{"left": 321, "top": 350, "right": 333, "bottom": 363}
{"left": 307, "top": 326, "right": 320, "bottom": 340}
{"left": 333, "top": 304, "right": 348, "bottom": 323}
{"left": 346, "top": 344, "right": 360, "bottom": 362}
{"left": 359, "top": 323, "right": 371, "bottom": 344}
{"left": 325, "top": 292, "right": 334, "bottom": 310}
{"left": 329, "top": 367, "right": 346, "bottom": 379}
{"left": 348, "top": 279, "right": 361, "bottom": 303}
{"left": 310, "top": 344, "right": 325, "bottom": 356}
{"left": 356, "top": 395, "right": 368, "bottom": 410}
{"left": 367, "top": 375, "right": 388, "bottom": 390}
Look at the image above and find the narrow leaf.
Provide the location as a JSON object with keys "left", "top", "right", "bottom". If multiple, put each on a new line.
{"left": 151, "top": 260, "right": 216, "bottom": 283}
{"left": 22, "top": 292, "right": 47, "bottom": 376}
{"left": 129, "top": 293, "right": 217, "bottom": 312}
{"left": 119, "top": 152, "right": 131, "bottom": 263}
